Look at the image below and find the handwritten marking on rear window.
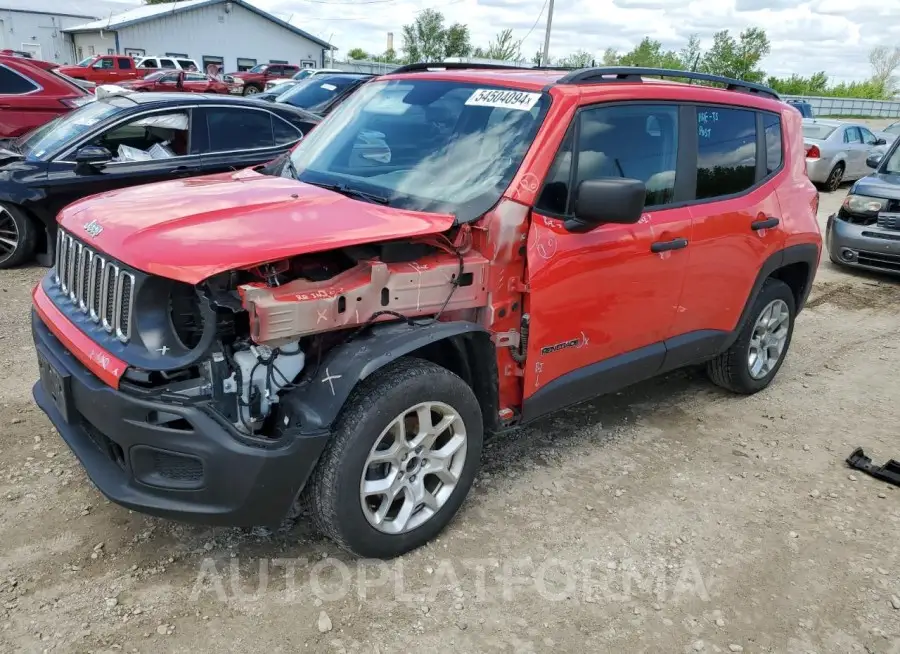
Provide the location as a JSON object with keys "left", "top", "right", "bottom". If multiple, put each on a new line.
{"left": 698, "top": 111, "right": 719, "bottom": 139}
{"left": 465, "top": 89, "right": 541, "bottom": 111}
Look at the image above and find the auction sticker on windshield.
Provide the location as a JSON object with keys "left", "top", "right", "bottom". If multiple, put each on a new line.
{"left": 465, "top": 89, "right": 541, "bottom": 111}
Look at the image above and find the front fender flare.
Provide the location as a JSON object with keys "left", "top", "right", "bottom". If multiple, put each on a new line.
{"left": 285, "top": 320, "right": 489, "bottom": 434}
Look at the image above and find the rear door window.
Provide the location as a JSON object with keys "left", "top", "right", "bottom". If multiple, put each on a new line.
{"left": 0, "top": 64, "right": 39, "bottom": 94}
{"left": 117, "top": 58, "right": 132, "bottom": 70}
{"left": 205, "top": 107, "right": 275, "bottom": 152}
{"left": 159, "top": 59, "right": 177, "bottom": 69}
{"left": 140, "top": 58, "right": 158, "bottom": 68}
{"left": 273, "top": 115, "right": 303, "bottom": 145}
{"left": 695, "top": 106, "right": 757, "bottom": 199}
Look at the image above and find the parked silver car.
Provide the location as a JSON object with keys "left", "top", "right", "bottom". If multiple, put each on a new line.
{"left": 803, "top": 119, "right": 888, "bottom": 192}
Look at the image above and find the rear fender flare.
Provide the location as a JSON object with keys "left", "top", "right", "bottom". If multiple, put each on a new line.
{"left": 285, "top": 320, "right": 490, "bottom": 434}
{"left": 723, "top": 243, "right": 819, "bottom": 350}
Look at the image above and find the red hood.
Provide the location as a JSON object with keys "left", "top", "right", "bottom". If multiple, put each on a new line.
{"left": 57, "top": 169, "right": 455, "bottom": 284}
{"left": 228, "top": 71, "right": 261, "bottom": 80}
{"left": 56, "top": 65, "right": 85, "bottom": 76}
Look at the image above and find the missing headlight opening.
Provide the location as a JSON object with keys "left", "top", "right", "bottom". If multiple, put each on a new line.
{"left": 129, "top": 240, "right": 489, "bottom": 437}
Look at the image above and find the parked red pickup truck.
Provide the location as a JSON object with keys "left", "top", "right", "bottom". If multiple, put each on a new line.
{"left": 56, "top": 55, "right": 150, "bottom": 85}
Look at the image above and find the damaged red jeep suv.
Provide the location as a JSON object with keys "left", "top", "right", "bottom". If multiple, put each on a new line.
{"left": 32, "top": 64, "right": 821, "bottom": 558}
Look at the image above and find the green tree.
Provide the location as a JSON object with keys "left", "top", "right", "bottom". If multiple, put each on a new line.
{"left": 373, "top": 48, "right": 401, "bottom": 64}
{"left": 678, "top": 34, "right": 702, "bottom": 71}
{"left": 400, "top": 9, "right": 470, "bottom": 63}
{"left": 557, "top": 50, "right": 594, "bottom": 68}
{"left": 618, "top": 37, "right": 681, "bottom": 69}
{"left": 601, "top": 47, "right": 619, "bottom": 65}
{"left": 484, "top": 28, "right": 520, "bottom": 61}
{"left": 346, "top": 48, "right": 369, "bottom": 61}
{"left": 444, "top": 23, "right": 472, "bottom": 58}
{"left": 700, "top": 28, "right": 770, "bottom": 82}
{"left": 532, "top": 49, "right": 543, "bottom": 66}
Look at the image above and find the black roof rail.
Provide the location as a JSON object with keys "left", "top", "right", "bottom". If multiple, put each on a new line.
{"left": 556, "top": 67, "right": 781, "bottom": 100}
{"left": 388, "top": 62, "right": 576, "bottom": 75}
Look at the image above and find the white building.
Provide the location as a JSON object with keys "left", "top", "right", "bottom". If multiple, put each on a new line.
{"left": 0, "top": 0, "right": 135, "bottom": 64}
{"left": 63, "top": 0, "right": 335, "bottom": 74}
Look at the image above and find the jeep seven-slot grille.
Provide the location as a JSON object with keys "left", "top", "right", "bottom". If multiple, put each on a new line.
{"left": 53, "top": 230, "right": 135, "bottom": 342}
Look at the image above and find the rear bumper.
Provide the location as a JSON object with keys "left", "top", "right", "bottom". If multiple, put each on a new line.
{"left": 32, "top": 309, "right": 330, "bottom": 526}
{"left": 826, "top": 213, "right": 900, "bottom": 275}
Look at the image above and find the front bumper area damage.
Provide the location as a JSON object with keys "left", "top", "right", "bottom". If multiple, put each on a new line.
{"left": 32, "top": 310, "right": 330, "bottom": 526}
{"left": 826, "top": 213, "right": 900, "bottom": 275}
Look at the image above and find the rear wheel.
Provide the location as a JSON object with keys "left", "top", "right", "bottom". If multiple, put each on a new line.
{"left": 308, "top": 358, "right": 483, "bottom": 559}
{"left": 707, "top": 278, "right": 796, "bottom": 394}
{"left": 242, "top": 85, "right": 260, "bottom": 96}
{"left": 823, "top": 163, "right": 844, "bottom": 192}
{"left": 0, "top": 203, "right": 37, "bottom": 269}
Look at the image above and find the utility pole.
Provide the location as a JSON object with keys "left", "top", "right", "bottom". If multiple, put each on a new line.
{"left": 540, "top": 0, "right": 555, "bottom": 66}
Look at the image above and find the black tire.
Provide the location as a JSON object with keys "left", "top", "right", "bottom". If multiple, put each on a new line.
{"left": 707, "top": 278, "right": 796, "bottom": 394}
{"left": 0, "top": 203, "right": 38, "bottom": 269}
{"left": 242, "top": 84, "right": 260, "bottom": 96}
{"left": 823, "top": 163, "right": 844, "bottom": 192}
{"left": 307, "top": 357, "right": 483, "bottom": 559}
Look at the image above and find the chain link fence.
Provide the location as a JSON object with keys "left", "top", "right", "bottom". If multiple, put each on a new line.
{"left": 782, "top": 95, "right": 900, "bottom": 118}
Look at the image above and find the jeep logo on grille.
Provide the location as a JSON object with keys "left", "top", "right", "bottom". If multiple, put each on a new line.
{"left": 83, "top": 220, "right": 103, "bottom": 238}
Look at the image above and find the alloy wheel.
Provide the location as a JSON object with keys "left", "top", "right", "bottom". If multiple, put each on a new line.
{"left": 827, "top": 165, "right": 843, "bottom": 191}
{"left": 747, "top": 299, "right": 790, "bottom": 379}
{"left": 0, "top": 206, "right": 19, "bottom": 265}
{"left": 360, "top": 401, "right": 467, "bottom": 535}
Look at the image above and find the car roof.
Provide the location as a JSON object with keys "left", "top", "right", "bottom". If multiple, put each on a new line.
{"left": 802, "top": 118, "right": 850, "bottom": 127}
{"left": 99, "top": 92, "right": 321, "bottom": 118}
{"left": 377, "top": 63, "right": 783, "bottom": 107}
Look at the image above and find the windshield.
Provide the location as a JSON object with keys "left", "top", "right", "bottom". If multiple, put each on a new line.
{"left": 15, "top": 100, "right": 124, "bottom": 160}
{"left": 142, "top": 71, "right": 167, "bottom": 82}
{"left": 249, "top": 64, "right": 269, "bottom": 73}
{"left": 293, "top": 69, "right": 314, "bottom": 80}
{"left": 277, "top": 76, "right": 362, "bottom": 114}
{"left": 883, "top": 143, "right": 900, "bottom": 175}
{"left": 288, "top": 79, "right": 550, "bottom": 222}
{"left": 76, "top": 57, "right": 94, "bottom": 67}
{"left": 802, "top": 124, "right": 837, "bottom": 140}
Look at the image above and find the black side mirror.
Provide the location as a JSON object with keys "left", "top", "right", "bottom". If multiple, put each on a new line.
{"left": 866, "top": 153, "right": 883, "bottom": 169}
{"left": 565, "top": 178, "right": 646, "bottom": 232}
{"left": 875, "top": 138, "right": 887, "bottom": 146}
{"left": 74, "top": 145, "right": 112, "bottom": 172}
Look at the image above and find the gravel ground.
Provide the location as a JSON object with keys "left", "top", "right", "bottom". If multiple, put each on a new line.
{"left": 1, "top": 120, "right": 898, "bottom": 654}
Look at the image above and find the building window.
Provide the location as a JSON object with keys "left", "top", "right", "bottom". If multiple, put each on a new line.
{"left": 107, "top": 48, "right": 115, "bottom": 55}
{"left": 88, "top": 45, "right": 95, "bottom": 55}
{"left": 236, "top": 57, "right": 256, "bottom": 71}
{"left": 269, "top": 59, "right": 288, "bottom": 64}
{"left": 202, "top": 55, "right": 224, "bottom": 76}
{"left": 124, "top": 48, "right": 145, "bottom": 57}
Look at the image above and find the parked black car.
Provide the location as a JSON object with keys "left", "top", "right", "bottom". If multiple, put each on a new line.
{"left": 271, "top": 73, "right": 374, "bottom": 116}
{"left": 0, "top": 92, "right": 320, "bottom": 268}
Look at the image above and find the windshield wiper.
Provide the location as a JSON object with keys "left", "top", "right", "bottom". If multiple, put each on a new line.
{"left": 283, "top": 156, "right": 300, "bottom": 180}
{"left": 306, "top": 181, "right": 390, "bottom": 205}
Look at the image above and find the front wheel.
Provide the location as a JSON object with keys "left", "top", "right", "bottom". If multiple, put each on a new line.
{"left": 308, "top": 358, "right": 483, "bottom": 559}
{"left": 242, "top": 85, "right": 260, "bottom": 96}
{"left": 0, "top": 203, "right": 37, "bottom": 269}
{"left": 707, "top": 278, "right": 796, "bottom": 394}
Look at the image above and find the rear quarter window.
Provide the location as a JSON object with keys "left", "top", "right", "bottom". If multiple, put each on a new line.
{"left": 0, "top": 64, "right": 39, "bottom": 94}
{"left": 764, "top": 113, "right": 783, "bottom": 175}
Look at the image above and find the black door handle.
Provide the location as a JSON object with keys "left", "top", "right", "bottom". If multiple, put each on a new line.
{"left": 751, "top": 217, "right": 780, "bottom": 230}
{"left": 651, "top": 238, "right": 688, "bottom": 253}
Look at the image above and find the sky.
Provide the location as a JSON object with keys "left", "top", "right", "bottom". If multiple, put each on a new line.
{"left": 249, "top": 0, "right": 898, "bottom": 83}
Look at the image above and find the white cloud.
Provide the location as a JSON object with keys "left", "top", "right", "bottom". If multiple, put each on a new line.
{"left": 253, "top": 0, "right": 897, "bottom": 82}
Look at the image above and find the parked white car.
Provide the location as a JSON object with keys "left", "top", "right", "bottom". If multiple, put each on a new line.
{"left": 874, "top": 121, "right": 900, "bottom": 147}
{"left": 264, "top": 68, "right": 343, "bottom": 91}
{"left": 134, "top": 56, "right": 201, "bottom": 72}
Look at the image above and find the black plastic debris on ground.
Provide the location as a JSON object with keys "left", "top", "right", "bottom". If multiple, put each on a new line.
{"left": 846, "top": 447, "right": 900, "bottom": 488}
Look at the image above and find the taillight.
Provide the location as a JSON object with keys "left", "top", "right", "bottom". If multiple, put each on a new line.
{"left": 805, "top": 144, "right": 820, "bottom": 159}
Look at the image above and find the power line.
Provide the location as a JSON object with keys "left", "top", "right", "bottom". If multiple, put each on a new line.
{"left": 518, "top": 0, "right": 549, "bottom": 52}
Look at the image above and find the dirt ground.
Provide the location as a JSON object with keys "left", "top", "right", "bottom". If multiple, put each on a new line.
{"left": 1, "top": 120, "right": 899, "bottom": 654}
